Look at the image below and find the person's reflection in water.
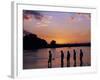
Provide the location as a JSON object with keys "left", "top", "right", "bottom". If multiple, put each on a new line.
{"left": 48, "top": 50, "right": 52, "bottom": 68}
{"left": 73, "top": 49, "right": 76, "bottom": 67}
{"left": 67, "top": 51, "right": 70, "bottom": 67}
{"left": 51, "top": 48, "right": 56, "bottom": 60}
{"left": 61, "top": 50, "right": 64, "bottom": 67}
{"left": 80, "top": 49, "right": 83, "bottom": 66}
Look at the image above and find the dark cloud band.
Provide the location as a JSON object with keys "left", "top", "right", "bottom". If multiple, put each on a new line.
{"left": 23, "top": 10, "right": 43, "bottom": 20}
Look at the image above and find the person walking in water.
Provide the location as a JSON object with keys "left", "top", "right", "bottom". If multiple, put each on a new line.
{"left": 67, "top": 51, "right": 70, "bottom": 67}
{"left": 80, "top": 49, "right": 83, "bottom": 66}
{"left": 61, "top": 50, "right": 64, "bottom": 67}
{"left": 48, "top": 50, "right": 52, "bottom": 68}
{"left": 73, "top": 49, "right": 76, "bottom": 67}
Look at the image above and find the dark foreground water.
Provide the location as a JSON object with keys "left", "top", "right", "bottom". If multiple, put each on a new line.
{"left": 23, "top": 47, "right": 91, "bottom": 69}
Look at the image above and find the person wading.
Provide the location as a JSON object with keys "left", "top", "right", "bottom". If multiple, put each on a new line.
{"left": 73, "top": 49, "right": 76, "bottom": 67}
{"left": 80, "top": 49, "right": 83, "bottom": 66}
{"left": 48, "top": 50, "right": 52, "bottom": 68}
{"left": 67, "top": 51, "right": 70, "bottom": 67}
{"left": 61, "top": 50, "right": 64, "bottom": 67}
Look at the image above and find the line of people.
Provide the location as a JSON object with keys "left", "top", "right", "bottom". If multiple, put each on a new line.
{"left": 48, "top": 49, "right": 83, "bottom": 68}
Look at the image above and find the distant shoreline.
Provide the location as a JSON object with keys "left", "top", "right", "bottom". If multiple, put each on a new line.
{"left": 24, "top": 43, "right": 91, "bottom": 50}
{"left": 41, "top": 43, "right": 91, "bottom": 49}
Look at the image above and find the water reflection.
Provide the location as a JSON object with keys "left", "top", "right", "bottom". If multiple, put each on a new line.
{"left": 23, "top": 47, "right": 90, "bottom": 69}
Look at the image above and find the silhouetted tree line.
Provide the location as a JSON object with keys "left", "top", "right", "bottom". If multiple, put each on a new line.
{"left": 23, "top": 33, "right": 91, "bottom": 50}
{"left": 23, "top": 33, "right": 48, "bottom": 50}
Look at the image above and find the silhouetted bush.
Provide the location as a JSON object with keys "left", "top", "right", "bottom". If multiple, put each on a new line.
{"left": 50, "top": 40, "right": 56, "bottom": 48}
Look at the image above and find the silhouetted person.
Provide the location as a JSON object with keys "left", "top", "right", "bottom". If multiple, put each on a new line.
{"left": 48, "top": 50, "right": 52, "bottom": 68}
{"left": 80, "top": 49, "right": 83, "bottom": 66}
{"left": 67, "top": 51, "right": 70, "bottom": 67}
{"left": 61, "top": 50, "right": 64, "bottom": 67}
{"left": 73, "top": 49, "right": 76, "bottom": 67}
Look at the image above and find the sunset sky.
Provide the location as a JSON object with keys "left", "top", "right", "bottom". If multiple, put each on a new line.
{"left": 23, "top": 10, "right": 91, "bottom": 44}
